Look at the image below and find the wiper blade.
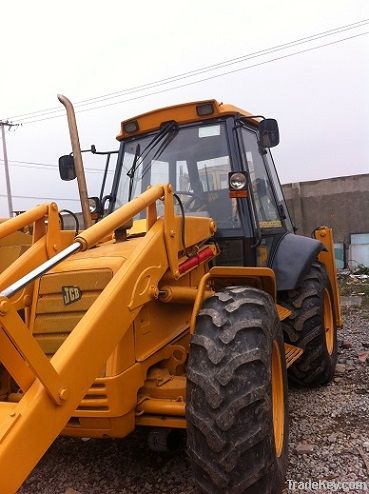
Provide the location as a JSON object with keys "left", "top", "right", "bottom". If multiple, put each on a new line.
{"left": 126, "top": 121, "right": 178, "bottom": 200}
{"left": 127, "top": 143, "right": 140, "bottom": 179}
{"left": 127, "top": 143, "right": 141, "bottom": 200}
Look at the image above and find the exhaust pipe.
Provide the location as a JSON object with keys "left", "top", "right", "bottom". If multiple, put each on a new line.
{"left": 58, "top": 94, "right": 92, "bottom": 229}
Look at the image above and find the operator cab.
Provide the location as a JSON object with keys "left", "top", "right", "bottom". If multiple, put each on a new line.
{"left": 109, "top": 100, "right": 293, "bottom": 269}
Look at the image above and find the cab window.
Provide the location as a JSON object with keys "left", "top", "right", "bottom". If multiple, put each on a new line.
{"left": 239, "top": 127, "right": 282, "bottom": 229}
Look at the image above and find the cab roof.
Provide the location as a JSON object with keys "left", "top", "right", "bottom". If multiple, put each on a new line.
{"left": 117, "top": 99, "right": 260, "bottom": 141}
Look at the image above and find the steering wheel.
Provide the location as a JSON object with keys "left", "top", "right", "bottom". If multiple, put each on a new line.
{"left": 175, "top": 191, "right": 207, "bottom": 212}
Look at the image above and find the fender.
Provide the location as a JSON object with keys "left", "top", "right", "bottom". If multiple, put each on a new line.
{"left": 271, "top": 233, "right": 324, "bottom": 291}
{"left": 189, "top": 265, "right": 277, "bottom": 334}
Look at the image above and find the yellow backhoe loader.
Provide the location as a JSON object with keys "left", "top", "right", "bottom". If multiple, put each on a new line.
{"left": 0, "top": 96, "right": 341, "bottom": 493}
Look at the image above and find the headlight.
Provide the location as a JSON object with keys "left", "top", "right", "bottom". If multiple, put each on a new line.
{"left": 88, "top": 197, "right": 103, "bottom": 219}
{"left": 88, "top": 197, "right": 99, "bottom": 214}
{"left": 229, "top": 172, "right": 247, "bottom": 190}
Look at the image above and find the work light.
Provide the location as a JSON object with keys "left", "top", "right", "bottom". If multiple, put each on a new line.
{"left": 229, "top": 172, "right": 247, "bottom": 190}
{"left": 228, "top": 171, "right": 248, "bottom": 198}
{"left": 196, "top": 103, "right": 214, "bottom": 116}
{"left": 123, "top": 120, "right": 139, "bottom": 133}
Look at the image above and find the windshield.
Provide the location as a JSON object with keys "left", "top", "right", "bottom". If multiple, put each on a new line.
{"left": 113, "top": 122, "right": 240, "bottom": 229}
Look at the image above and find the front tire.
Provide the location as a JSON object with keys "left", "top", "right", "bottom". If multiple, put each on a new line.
{"left": 186, "top": 286, "right": 288, "bottom": 494}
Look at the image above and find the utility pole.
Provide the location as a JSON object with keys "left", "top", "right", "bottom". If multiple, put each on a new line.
{"left": 0, "top": 120, "right": 17, "bottom": 217}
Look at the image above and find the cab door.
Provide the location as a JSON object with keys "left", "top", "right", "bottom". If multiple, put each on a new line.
{"left": 238, "top": 124, "right": 289, "bottom": 266}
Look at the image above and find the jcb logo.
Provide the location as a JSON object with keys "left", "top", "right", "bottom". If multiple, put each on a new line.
{"left": 62, "top": 286, "right": 82, "bottom": 305}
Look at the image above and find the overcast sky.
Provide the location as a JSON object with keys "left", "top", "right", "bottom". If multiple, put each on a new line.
{"left": 0, "top": 0, "right": 368, "bottom": 216}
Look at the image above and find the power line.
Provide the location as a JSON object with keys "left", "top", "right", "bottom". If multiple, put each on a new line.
{"left": 8, "top": 18, "right": 369, "bottom": 121}
{"left": 0, "top": 193, "right": 80, "bottom": 202}
{"left": 18, "top": 29, "right": 369, "bottom": 126}
{"left": 5, "top": 19, "right": 369, "bottom": 124}
{"left": 0, "top": 158, "right": 114, "bottom": 173}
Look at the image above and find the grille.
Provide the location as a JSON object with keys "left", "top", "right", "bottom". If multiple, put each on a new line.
{"left": 77, "top": 382, "right": 110, "bottom": 412}
{"left": 32, "top": 269, "right": 113, "bottom": 357}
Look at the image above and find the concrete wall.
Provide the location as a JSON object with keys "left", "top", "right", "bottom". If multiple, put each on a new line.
{"left": 282, "top": 173, "right": 369, "bottom": 266}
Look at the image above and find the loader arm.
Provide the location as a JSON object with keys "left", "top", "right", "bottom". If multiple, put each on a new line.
{"left": 0, "top": 184, "right": 216, "bottom": 493}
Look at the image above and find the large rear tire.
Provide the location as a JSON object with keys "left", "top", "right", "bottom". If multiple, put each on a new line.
{"left": 186, "top": 286, "right": 288, "bottom": 494}
{"left": 279, "top": 261, "right": 338, "bottom": 386}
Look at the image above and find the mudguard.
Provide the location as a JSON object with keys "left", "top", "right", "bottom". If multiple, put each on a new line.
{"left": 271, "top": 233, "right": 324, "bottom": 291}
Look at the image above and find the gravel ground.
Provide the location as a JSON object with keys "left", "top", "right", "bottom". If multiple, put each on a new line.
{"left": 18, "top": 305, "right": 369, "bottom": 494}
{"left": 287, "top": 305, "right": 369, "bottom": 493}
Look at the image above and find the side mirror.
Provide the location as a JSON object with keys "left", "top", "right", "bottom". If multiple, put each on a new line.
{"left": 59, "top": 155, "right": 76, "bottom": 181}
{"left": 259, "top": 119, "right": 280, "bottom": 148}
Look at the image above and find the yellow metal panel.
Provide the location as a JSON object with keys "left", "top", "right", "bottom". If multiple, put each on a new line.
{"left": 105, "top": 326, "right": 135, "bottom": 376}
{"left": 66, "top": 417, "right": 111, "bottom": 431}
{"left": 0, "top": 246, "right": 28, "bottom": 274}
{"left": 0, "top": 231, "right": 31, "bottom": 248}
{"left": 32, "top": 334, "right": 71, "bottom": 356}
{"left": 315, "top": 227, "right": 343, "bottom": 327}
{"left": 64, "top": 412, "right": 135, "bottom": 438}
{"left": 33, "top": 313, "right": 83, "bottom": 334}
{"left": 129, "top": 218, "right": 147, "bottom": 235}
{"left": 71, "top": 366, "right": 141, "bottom": 418}
{"left": 0, "top": 227, "right": 32, "bottom": 276}
{"left": 36, "top": 293, "right": 101, "bottom": 313}
{"left": 38, "top": 269, "right": 113, "bottom": 294}
{"left": 53, "top": 256, "right": 125, "bottom": 277}
{"left": 178, "top": 216, "right": 216, "bottom": 252}
{"left": 134, "top": 301, "right": 191, "bottom": 361}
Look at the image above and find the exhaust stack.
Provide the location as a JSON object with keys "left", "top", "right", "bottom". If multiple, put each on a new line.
{"left": 58, "top": 94, "right": 92, "bottom": 228}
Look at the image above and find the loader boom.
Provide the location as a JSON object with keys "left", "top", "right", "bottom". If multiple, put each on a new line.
{"left": 0, "top": 184, "right": 215, "bottom": 493}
